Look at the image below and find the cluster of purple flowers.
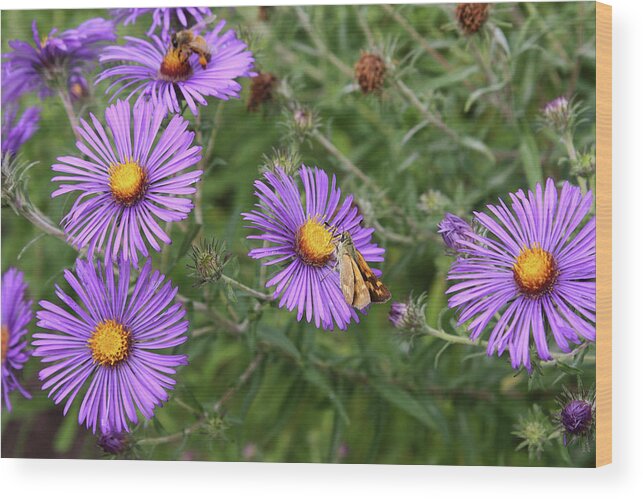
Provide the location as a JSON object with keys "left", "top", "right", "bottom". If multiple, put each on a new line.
{"left": 0, "top": 8, "right": 256, "bottom": 437}
{"left": 0, "top": 8, "right": 597, "bottom": 457}
{"left": 3, "top": 18, "right": 116, "bottom": 102}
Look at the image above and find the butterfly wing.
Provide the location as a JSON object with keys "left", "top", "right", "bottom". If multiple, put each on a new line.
{"left": 354, "top": 250, "right": 391, "bottom": 303}
{"left": 339, "top": 253, "right": 355, "bottom": 306}
{"left": 350, "top": 257, "right": 371, "bottom": 310}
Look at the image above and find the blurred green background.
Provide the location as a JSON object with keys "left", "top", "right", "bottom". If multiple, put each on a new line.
{"left": 1, "top": 3, "right": 596, "bottom": 465}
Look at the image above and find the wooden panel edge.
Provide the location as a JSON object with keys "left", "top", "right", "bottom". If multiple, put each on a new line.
{"left": 595, "top": 1, "right": 612, "bottom": 468}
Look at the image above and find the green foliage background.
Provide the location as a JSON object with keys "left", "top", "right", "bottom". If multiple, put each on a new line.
{"left": 1, "top": 3, "right": 596, "bottom": 466}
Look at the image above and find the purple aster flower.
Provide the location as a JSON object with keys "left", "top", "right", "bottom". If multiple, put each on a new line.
{"left": 437, "top": 213, "right": 476, "bottom": 253}
{"left": 243, "top": 166, "right": 386, "bottom": 330}
{"left": 2, "top": 18, "right": 116, "bottom": 102}
{"left": 96, "top": 19, "right": 255, "bottom": 115}
{"left": 111, "top": 7, "right": 213, "bottom": 40}
{"left": 446, "top": 178, "right": 595, "bottom": 371}
{"left": 33, "top": 257, "right": 189, "bottom": 434}
{"left": 51, "top": 99, "right": 202, "bottom": 263}
{"left": 1, "top": 104, "right": 40, "bottom": 157}
{"left": 2, "top": 268, "right": 33, "bottom": 411}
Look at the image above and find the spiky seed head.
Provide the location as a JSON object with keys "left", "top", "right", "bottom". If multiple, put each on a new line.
{"left": 247, "top": 72, "right": 278, "bottom": 112}
{"left": 455, "top": 3, "right": 490, "bottom": 35}
{"left": 355, "top": 52, "right": 387, "bottom": 94}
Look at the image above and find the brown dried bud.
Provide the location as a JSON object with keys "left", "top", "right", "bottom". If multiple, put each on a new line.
{"left": 455, "top": 3, "right": 490, "bottom": 35}
{"left": 354, "top": 52, "right": 386, "bottom": 94}
{"left": 247, "top": 72, "right": 278, "bottom": 112}
{"left": 258, "top": 6, "right": 272, "bottom": 22}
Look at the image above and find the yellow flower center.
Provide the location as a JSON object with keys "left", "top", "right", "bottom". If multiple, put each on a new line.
{"left": 87, "top": 319, "right": 132, "bottom": 367}
{"left": 1, "top": 324, "right": 9, "bottom": 364}
{"left": 108, "top": 160, "right": 147, "bottom": 206}
{"left": 513, "top": 244, "right": 558, "bottom": 296}
{"left": 295, "top": 218, "right": 335, "bottom": 267}
{"left": 158, "top": 49, "right": 193, "bottom": 82}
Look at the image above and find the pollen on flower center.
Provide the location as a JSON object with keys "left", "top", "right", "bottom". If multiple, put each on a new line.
{"left": 88, "top": 319, "right": 132, "bottom": 367}
{"left": 108, "top": 160, "right": 147, "bottom": 206}
{"left": 513, "top": 244, "right": 558, "bottom": 296}
{"left": 295, "top": 218, "right": 335, "bottom": 267}
{"left": 158, "top": 49, "right": 193, "bottom": 82}
{"left": 1, "top": 324, "right": 9, "bottom": 364}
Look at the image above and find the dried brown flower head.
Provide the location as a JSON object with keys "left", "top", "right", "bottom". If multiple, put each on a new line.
{"left": 258, "top": 6, "right": 272, "bottom": 22}
{"left": 247, "top": 72, "right": 278, "bottom": 112}
{"left": 455, "top": 3, "right": 490, "bottom": 35}
{"left": 354, "top": 52, "right": 386, "bottom": 94}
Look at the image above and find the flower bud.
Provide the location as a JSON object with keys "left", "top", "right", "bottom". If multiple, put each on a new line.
{"left": 418, "top": 189, "right": 451, "bottom": 215}
{"left": 512, "top": 405, "right": 555, "bottom": 460}
{"left": 571, "top": 150, "right": 596, "bottom": 178}
{"left": 542, "top": 96, "right": 572, "bottom": 132}
{"left": 388, "top": 293, "right": 426, "bottom": 333}
{"left": 97, "top": 430, "right": 130, "bottom": 455}
{"left": 437, "top": 213, "right": 476, "bottom": 253}
{"left": 388, "top": 302, "right": 408, "bottom": 329}
{"left": 260, "top": 147, "right": 302, "bottom": 176}
{"left": 188, "top": 239, "right": 231, "bottom": 286}
{"left": 205, "top": 415, "right": 228, "bottom": 440}
{"left": 554, "top": 384, "right": 595, "bottom": 447}
{"left": 293, "top": 106, "right": 315, "bottom": 134}
{"left": 243, "top": 442, "right": 258, "bottom": 460}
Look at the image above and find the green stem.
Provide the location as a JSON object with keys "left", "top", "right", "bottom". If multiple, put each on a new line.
{"left": 221, "top": 274, "right": 274, "bottom": 302}
{"left": 420, "top": 323, "right": 488, "bottom": 348}
{"left": 294, "top": 6, "right": 354, "bottom": 78}
{"left": 395, "top": 80, "right": 459, "bottom": 141}
{"left": 562, "top": 130, "right": 587, "bottom": 194}
{"left": 137, "top": 353, "right": 264, "bottom": 446}
{"left": 58, "top": 89, "right": 81, "bottom": 142}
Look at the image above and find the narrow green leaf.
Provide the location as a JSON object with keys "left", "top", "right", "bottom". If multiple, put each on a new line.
{"left": 302, "top": 366, "right": 350, "bottom": 425}
{"left": 53, "top": 411, "right": 78, "bottom": 454}
{"left": 170, "top": 221, "right": 202, "bottom": 272}
{"left": 370, "top": 379, "right": 437, "bottom": 430}
{"left": 258, "top": 328, "right": 302, "bottom": 362}
{"left": 555, "top": 361, "right": 584, "bottom": 376}
{"left": 460, "top": 136, "right": 496, "bottom": 164}
{"left": 464, "top": 81, "right": 507, "bottom": 113}
{"left": 519, "top": 131, "right": 544, "bottom": 187}
{"left": 426, "top": 65, "right": 478, "bottom": 90}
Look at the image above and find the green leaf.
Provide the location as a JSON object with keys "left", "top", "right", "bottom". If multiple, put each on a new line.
{"left": 169, "top": 221, "right": 202, "bottom": 272}
{"left": 302, "top": 366, "right": 350, "bottom": 425}
{"left": 464, "top": 81, "right": 507, "bottom": 113}
{"left": 370, "top": 379, "right": 437, "bottom": 430}
{"left": 53, "top": 411, "right": 78, "bottom": 454}
{"left": 555, "top": 361, "right": 584, "bottom": 376}
{"left": 460, "top": 136, "right": 496, "bottom": 164}
{"left": 491, "top": 25, "right": 511, "bottom": 58}
{"left": 426, "top": 65, "right": 478, "bottom": 91}
{"left": 258, "top": 328, "right": 302, "bottom": 362}
{"left": 519, "top": 130, "right": 544, "bottom": 187}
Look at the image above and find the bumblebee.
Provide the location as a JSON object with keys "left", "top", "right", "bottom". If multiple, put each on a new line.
{"left": 170, "top": 30, "right": 212, "bottom": 70}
